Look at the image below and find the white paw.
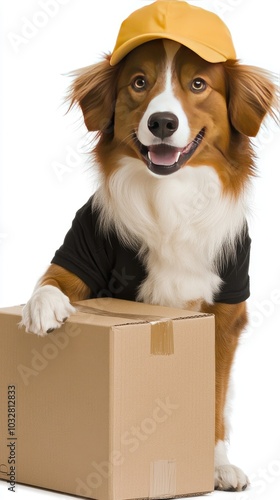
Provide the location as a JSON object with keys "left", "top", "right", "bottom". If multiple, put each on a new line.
{"left": 214, "top": 440, "right": 249, "bottom": 491}
{"left": 19, "top": 285, "right": 76, "bottom": 336}
{"left": 215, "top": 464, "right": 249, "bottom": 491}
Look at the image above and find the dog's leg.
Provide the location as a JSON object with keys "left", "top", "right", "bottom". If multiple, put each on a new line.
{"left": 201, "top": 301, "right": 249, "bottom": 491}
{"left": 20, "top": 264, "right": 90, "bottom": 336}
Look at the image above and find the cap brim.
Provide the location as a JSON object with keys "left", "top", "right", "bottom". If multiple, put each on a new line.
{"left": 110, "top": 33, "right": 232, "bottom": 66}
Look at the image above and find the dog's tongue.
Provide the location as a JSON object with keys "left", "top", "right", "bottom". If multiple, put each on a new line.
{"left": 148, "top": 145, "right": 180, "bottom": 166}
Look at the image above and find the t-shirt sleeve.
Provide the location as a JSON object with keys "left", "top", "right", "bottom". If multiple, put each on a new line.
{"left": 51, "top": 197, "right": 112, "bottom": 295}
{"left": 214, "top": 226, "right": 251, "bottom": 304}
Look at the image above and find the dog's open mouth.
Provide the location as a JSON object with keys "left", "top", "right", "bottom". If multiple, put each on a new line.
{"left": 136, "top": 127, "right": 205, "bottom": 176}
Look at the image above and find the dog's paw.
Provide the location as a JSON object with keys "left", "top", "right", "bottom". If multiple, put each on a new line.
{"left": 19, "top": 285, "right": 76, "bottom": 336}
{"left": 215, "top": 464, "right": 249, "bottom": 492}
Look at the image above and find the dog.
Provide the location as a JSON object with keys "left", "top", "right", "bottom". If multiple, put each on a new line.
{"left": 20, "top": 0, "right": 278, "bottom": 492}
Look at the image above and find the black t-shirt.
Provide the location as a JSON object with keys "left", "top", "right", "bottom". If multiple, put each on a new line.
{"left": 51, "top": 196, "right": 251, "bottom": 304}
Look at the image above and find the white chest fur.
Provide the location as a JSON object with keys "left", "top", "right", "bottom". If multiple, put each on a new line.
{"left": 94, "top": 159, "right": 248, "bottom": 308}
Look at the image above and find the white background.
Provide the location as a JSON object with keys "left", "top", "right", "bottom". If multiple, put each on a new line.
{"left": 0, "top": 0, "right": 279, "bottom": 499}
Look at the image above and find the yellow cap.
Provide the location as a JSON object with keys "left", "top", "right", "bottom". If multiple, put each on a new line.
{"left": 110, "top": 0, "right": 236, "bottom": 66}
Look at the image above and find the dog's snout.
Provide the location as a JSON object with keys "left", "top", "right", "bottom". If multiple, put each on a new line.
{"left": 148, "top": 112, "right": 179, "bottom": 139}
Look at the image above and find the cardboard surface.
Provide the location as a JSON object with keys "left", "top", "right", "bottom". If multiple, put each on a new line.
{"left": 0, "top": 298, "right": 215, "bottom": 499}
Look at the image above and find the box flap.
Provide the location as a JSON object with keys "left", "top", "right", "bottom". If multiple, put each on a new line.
{"left": 69, "top": 298, "right": 211, "bottom": 327}
{"left": 0, "top": 298, "right": 212, "bottom": 329}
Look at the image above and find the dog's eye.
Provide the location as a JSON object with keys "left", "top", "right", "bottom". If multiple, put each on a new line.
{"left": 191, "top": 78, "right": 207, "bottom": 93}
{"left": 131, "top": 76, "right": 147, "bottom": 92}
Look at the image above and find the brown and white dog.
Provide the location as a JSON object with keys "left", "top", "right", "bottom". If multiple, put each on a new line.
{"left": 21, "top": 39, "right": 277, "bottom": 490}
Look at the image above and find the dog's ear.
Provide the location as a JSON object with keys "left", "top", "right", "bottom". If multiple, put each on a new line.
{"left": 69, "top": 55, "right": 120, "bottom": 132}
{"left": 224, "top": 61, "right": 278, "bottom": 137}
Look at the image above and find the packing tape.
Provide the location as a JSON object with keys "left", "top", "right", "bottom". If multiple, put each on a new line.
{"left": 149, "top": 460, "right": 177, "bottom": 498}
{"left": 150, "top": 319, "right": 174, "bottom": 356}
{"left": 72, "top": 303, "right": 174, "bottom": 355}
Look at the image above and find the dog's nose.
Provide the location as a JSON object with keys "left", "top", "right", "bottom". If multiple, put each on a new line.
{"left": 148, "top": 112, "right": 179, "bottom": 139}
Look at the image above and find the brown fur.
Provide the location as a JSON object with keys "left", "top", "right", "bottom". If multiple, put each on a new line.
{"left": 40, "top": 264, "right": 90, "bottom": 302}
{"left": 201, "top": 301, "right": 248, "bottom": 443}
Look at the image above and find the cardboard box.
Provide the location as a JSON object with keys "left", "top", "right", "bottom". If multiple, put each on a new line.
{"left": 0, "top": 298, "right": 215, "bottom": 499}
